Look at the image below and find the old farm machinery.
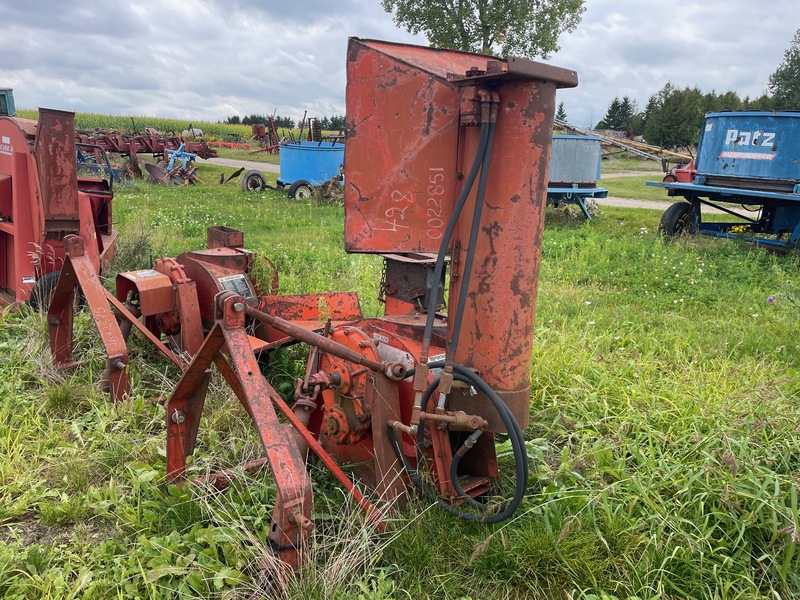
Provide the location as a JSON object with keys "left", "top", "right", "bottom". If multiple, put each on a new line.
{"left": 46, "top": 38, "right": 577, "bottom": 567}
{"left": 648, "top": 111, "right": 800, "bottom": 249}
{"left": 0, "top": 98, "right": 118, "bottom": 309}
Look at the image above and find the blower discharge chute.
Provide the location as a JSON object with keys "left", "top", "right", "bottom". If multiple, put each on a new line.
{"left": 47, "top": 38, "right": 577, "bottom": 567}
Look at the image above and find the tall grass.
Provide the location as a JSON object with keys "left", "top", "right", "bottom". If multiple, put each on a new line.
{"left": 1, "top": 171, "right": 799, "bottom": 597}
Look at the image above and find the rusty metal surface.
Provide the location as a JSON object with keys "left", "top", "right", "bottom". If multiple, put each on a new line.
{"left": 344, "top": 38, "right": 576, "bottom": 255}
{"left": 0, "top": 110, "right": 118, "bottom": 305}
{"left": 257, "top": 292, "right": 362, "bottom": 323}
{"left": 116, "top": 269, "right": 175, "bottom": 316}
{"left": 48, "top": 236, "right": 130, "bottom": 403}
{"left": 207, "top": 225, "right": 244, "bottom": 249}
{"left": 105, "top": 289, "right": 183, "bottom": 369}
{"left": 177, "top": 248, "right": 252, "bottom": 325}
{"left": 0, "top": 118, "right": 42, "bottom": 304}
{"left": 166, "top": 296, "right": 316, "bottom": 567}
{"left": 35, "top": 109, "right": 80, "bottom": 224}
{"left": 444, "top": 80, "right": 557, "bottom": 430}
{"left": 346, "top": 38, "right": 564, "bottom": 430}
{"left": 365, "top": 372, "right": 407, "bottom": 503}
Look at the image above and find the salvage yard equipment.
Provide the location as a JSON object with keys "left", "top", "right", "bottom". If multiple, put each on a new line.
{"left": 649, "top": 111, "right": 800, "bottom": 249}
{"left": 249, "top": 118, "right": 280, "bottom": 155}
{"left": 145, "top": 141, "right": 205, "bottom": 186}
{"left": 547, "top": 134, "right": 607, "bottom": 219}
{"left": 0, "top": 88, "right": 16, "bottom": 117}
{"left": 0, "top": 102, "right": 118, "bottom": 308}
{"left": 47, "top": 37, "right": 577, "bottom": 568}
{"left": 277, "top": 140, "right": 344, "bottom": 199}
{"left": 75, "top": 127, "right": 217, "bottom": 179}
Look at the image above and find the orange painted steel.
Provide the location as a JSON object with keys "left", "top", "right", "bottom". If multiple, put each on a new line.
{"left": 43, "top": 36, "right": 580, "bottom": 569}
{"left": 345, "top": 37, "right": 577, "bottom": 432}
{"left": 48, "top": 235, "right": 130, "bottom": 403}
{"left": 0, "top": 108, "right": 117, "bottom": 306}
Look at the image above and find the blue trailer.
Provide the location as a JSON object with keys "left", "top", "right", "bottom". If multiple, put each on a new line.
{"left": 547, "top": 135, "right": 607, "bottom": 219}
{"left": 647, "top": 112, "right": 800, "bottom": 250}
{"left": 277, "top": 140, "right": 344, "bottom": 199}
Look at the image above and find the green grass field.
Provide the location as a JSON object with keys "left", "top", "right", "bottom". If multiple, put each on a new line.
{"left": 602, "top": 175, "right": 672, "bottom": 202}
{"left": 2, "top": 158, "right": 800, "bottom": 598}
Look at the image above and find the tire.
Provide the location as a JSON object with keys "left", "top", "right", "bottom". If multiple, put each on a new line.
{"left": 239, "top": 169, "right": 267, "bottom": 192}
{"left": 28, "top": 271, "right": 60, "bottom": 312}
{"left": 662, "top": 173, "right": 678, "bottom": 196}
{"left": 658, "top": 201, "right": 697, "bottom": 237}
{"left": 288, "top": 180, "right": 314, "bottom": 200}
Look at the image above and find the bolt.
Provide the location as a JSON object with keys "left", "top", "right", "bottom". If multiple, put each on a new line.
{"left": 113, "top": 360, "right": 126, "bottom": 370}
{"left": 49, "top": 318, "right": 61, "bottom": 326}
{"left": 171, "top": 409, "right": 186, "bottom": 424}
{"left": 326, "top": 417, "right": 339, "bottom": 435}
{"left": 232, "top": 302, "right": 244, "bottom": 312}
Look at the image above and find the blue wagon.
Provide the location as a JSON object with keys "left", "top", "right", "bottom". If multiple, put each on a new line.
{"left": 647, "top": 112, "right": 800, "bottom": 250}
{"left": 547, "top": 135, "right": 607, "bottom": 219}
{"left": 277, "top": 140, "right": 344, "bottom": 199}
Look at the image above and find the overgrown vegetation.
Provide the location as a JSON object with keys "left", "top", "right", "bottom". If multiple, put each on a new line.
{"left": 2, "top": 162, "right": 800, "bottom": 598}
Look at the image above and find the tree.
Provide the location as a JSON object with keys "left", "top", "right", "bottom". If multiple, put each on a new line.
{"left": 555, "top": 101, "right": 567, "bottom": 122}
{"left": 381, "top": 0, "right": 586, "bottom": 59}
{"left": 596, "top": 96, "right": 640, "bottom": 134}
{"left": 769, "top": 28, "right": 800, "bottom": 110}
{"left": 642, "top": 83, "right": 704, "bottom": 147}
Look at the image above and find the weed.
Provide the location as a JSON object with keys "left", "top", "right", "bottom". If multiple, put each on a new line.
{"left": 2, "top": 172, "right": 800, "bottom": 597}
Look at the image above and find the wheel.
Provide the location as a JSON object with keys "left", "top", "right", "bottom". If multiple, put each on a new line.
{"left": 662, "top": 173, "right": 678, "bottom": 196}
{"left": 288, "top": 180, "right": 314, "bottom": 200}
{"left": 28, "top": 271, "right": 60, "bottom": 312}
{"left": 239, "top": 169, "right": 267, "bottom": 192}
{"left": 658, "top": 201, "right": 697, "bottom": 237}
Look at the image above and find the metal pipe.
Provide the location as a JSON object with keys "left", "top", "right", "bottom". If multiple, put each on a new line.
{"left": 243, "top": 303, "right": 406, "bottom": 379}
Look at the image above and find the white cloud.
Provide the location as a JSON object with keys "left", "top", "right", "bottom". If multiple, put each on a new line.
{"left": 1, "top": 0, "right": 795, "bottom": 128}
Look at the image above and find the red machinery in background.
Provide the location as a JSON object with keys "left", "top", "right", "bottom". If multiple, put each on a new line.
{"left": 47, "top": 38, "right": 577, "bottom": 567}
{"left": 0, "top": 105, "right": 118, "bottom": 308}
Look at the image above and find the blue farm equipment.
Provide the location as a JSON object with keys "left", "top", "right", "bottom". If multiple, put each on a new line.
{"left": 277, "top": 140, "right": 344, "bottom": 199}
{"left": 144, "top": 142, "right": 204, "bottom": 186}
{"left": 648, "top": 111, "right": 800, "bottom": 250}
{"left": 0, "top": 89, "right": 16, "bottom": 117}
{"left": 547, "top": 135, "right": 607, "bottom": 219}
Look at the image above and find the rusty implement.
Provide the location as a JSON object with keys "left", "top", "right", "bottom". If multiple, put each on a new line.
{"left": 218, "top": 167, "right": 245, "bottom": 185}
{"left": 157, "top": 37, "right": 578, "bottom": 568}
{"left": 0, "top": 106, "right": 118, "bottom": 307}
{"left": 166, "top": 293, "right": 386, "bottom": 566}
{"left": 48, "top": 236, "right": 130, "bottom": 402}
{"left": 60, "top": 36, "right": 579, "bottom": 571}
{"left": 145, "top": 162, "right": 204, "bottom": 186}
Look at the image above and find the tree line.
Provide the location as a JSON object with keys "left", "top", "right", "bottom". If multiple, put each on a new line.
{"left": 592, "top": 29, "right": 800, "bottom": 147}
{"left": 223, "top": 114, "right": 346, "bottom": 131}
{"left": 378, "top": 2, "right": 799, "bottom": 149}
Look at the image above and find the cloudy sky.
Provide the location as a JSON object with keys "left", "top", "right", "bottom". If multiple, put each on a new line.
{"left": 1, "top": 1, "right": 796, "bottom": 129}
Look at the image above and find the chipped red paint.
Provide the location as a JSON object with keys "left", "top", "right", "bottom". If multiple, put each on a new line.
{"left": 345, "top": 37, "right": 576, "bottom": 430}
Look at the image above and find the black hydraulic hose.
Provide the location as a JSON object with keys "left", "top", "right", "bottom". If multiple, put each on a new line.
{"left": 422, "top": 119, "right": 490, "bottom": 346}
{"left": 390, "top": 361, "right": 528, "bottom": 524}
{"left": 448, "top": 121, "right": 495, "bottom": 353}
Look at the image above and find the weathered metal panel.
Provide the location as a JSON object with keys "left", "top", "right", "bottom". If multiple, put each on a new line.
{"left": 696, "top": 112, "right": 800, "bottom": 183}
{"left": 0, "top": 89, "right": 15, "bottom": 117}
{"left": 549, "top": 135, "right": 603, "bottom": 185}
{"left": 345, "top": 37, "right": 577, "bottom": 429}
{"left": 34, "top": 109, "right": 79, "bottom": 222}
{"left": 344, "top": 37, "right": 577, "bottom": 254}
{"left": 278, "top": 141, "right": 343, "bottom": 186}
